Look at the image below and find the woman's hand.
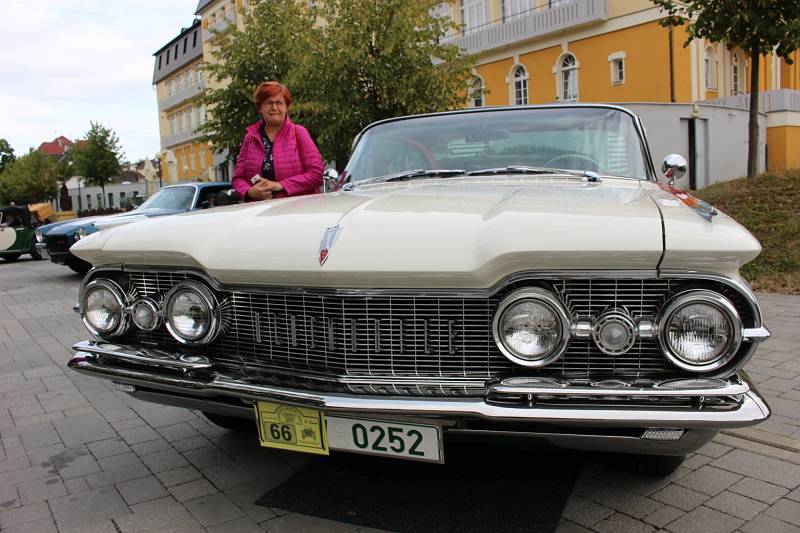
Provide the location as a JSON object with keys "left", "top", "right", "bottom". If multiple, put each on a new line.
{"left": 261, "top": 180, "right": 285, "bottom": 193}
{"left": 246, "top": 181, "right": 273, "bottom": 201}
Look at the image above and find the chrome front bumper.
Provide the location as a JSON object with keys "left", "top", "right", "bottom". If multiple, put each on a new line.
{"left": 34, "top": 242, "right": 49, "bottom": 260}
{"left": 69, "top": 340, "right": 771, "bottom": 456}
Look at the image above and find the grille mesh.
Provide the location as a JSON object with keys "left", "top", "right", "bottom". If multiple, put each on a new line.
{"left": 115, "top": 272, "right": 734, "bottom": 396}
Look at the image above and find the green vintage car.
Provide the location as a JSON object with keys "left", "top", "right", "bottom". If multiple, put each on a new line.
{"left": 0, "top": 205, "right": 44, "bottom": 261}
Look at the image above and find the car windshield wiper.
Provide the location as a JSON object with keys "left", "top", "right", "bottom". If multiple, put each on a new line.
{"left": 467, "top": 165, "right": 600, "bottom": 180}
{"left": 346, "top": 169, "right": 467, "bottom": 189}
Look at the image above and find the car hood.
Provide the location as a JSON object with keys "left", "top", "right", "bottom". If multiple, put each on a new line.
{"left": 72, "top": 177, "right": 759, "bottom": 288}
{"left": 41, "top": 208, "right": 184, "bottom": 235}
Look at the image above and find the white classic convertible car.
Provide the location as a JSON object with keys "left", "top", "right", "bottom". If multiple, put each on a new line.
{"left": 69, "top": 105, "right": 770, "bottom": 475}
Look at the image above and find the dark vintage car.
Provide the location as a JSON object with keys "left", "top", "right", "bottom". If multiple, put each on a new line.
{"left": 68, "top": 106, "right": 770, "bottom": 475}
{"left": 0, "top": 205, "right": 45, "bottom": 261}
{"left": 36, "top": 182, "right": 234, "bottom": 273}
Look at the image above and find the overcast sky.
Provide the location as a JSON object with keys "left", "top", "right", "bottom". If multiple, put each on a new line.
{"left": 1, "top": 0, "right": 199, "bottom": 162}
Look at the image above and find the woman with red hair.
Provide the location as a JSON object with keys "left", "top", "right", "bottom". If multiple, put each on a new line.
{"left": 231, "top": 81, "right": 323, "bottom": 201}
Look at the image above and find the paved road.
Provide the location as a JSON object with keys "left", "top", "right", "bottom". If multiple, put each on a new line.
{"left": 1, "top": 259, "right": 799, "bottom": 532}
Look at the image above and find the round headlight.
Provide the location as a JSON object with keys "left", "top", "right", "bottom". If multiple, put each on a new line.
{"left": 658, "top": 290, "right": 742, "bottom": 372}
{"left": 35, "top": 229, "right": 43, "bottom": 243}
{"left": 81, "top": 279, "right": 128, "bottom": 337}
{"left": 493, "top": 288, "right": 570, "bottom": 367}
{"left": 131, "top": 299, "right": 160, "bottom": 331}
{"left": 164, "top": 281, "right": 219, "bottom": 344}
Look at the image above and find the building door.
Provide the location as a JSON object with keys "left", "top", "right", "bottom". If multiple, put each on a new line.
{"left": 505, "top": 0, "right": 531, "bottom": 20}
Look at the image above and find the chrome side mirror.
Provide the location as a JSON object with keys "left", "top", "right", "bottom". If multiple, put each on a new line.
{"left": 322, "top": 168, "right": 340, "bottom": 193}
{"left": 662, "top": 154, "right": 687, "bottom": 185}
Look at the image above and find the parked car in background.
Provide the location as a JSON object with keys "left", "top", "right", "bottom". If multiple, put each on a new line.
{"left": 68, "top": 105, "right": 770, "bottom": 476}
{"left": 36, "top": 182, "right": 234, "bottom": 273}
{"left": 0, "top": 205, "right": 45, "bottom": 261}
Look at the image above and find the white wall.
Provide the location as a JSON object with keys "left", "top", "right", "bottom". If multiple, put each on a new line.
{"left": 66, "top": 181, "right": 146, "bottom": 211}
{"left": 621, "top": 102, "right": 767, "bottom": 189}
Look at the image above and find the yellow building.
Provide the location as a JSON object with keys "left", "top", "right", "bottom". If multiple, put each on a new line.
{"left": 152, "top": 19, "right": 215, "bottom": 185}
{"left": 440, "top": 0, "right": 799, "bottom": 170}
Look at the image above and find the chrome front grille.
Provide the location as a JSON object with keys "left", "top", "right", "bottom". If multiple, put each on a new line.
{"left": 118, "top": 272, "right": 701, "bottom": 396}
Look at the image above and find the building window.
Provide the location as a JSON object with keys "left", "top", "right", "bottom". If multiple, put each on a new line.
{"left": 166, "top": 51, "right": 170, "bottom": 65}
{"left": 189, "top": 106, "right": 197, "bottom": 129}
{"left": 732, "top": 53, "right": 744, "bottom": 95}
{"left": 460, "top": 0, "right": 486, "bottom": 35}
{"left": 177, "top": 74, "right": 184, "bottom": 91}
{"left": 470, "top": 76, "right": 484, "bottom": 107}
{"left": 200, "top": 104, "right": 207, "bottom": 124}
{"left": 502, "top": 0, "right": 531, "bottom": 22}
{"left": 183, "top": 37, "right": 188, "bottom": 53}
{"left": 168, "top": 79, "right": 175, "bottom": 96}
{"left": 705, "top": 46, "right": 717, "bottom": 90}
{"left": 96, "top": 193, "right": 103, "bottom": 207}
{"left": 174, "top": 44, "right": 179, "bottom": 59}
{"left": 197, "top": 68, "right": 204, "bottom": 86}
{"left": 158, "top": 55, "right": 162, "bottom": 69}
{"left": 187, "top": 69, "right": 194, "bottom": 88}
{"left": 193, "top": 31, "right": 198, "bottom": 47}
{"left": 549, "top": 0, "right": 564, "bottom": 7}
{"left": 178, "top": 111, "right": 185, "bottom": 132}
{"left": 558, "top": 53, "right": 579, "bottom": 101}
{"left": 108, "top": 192, "right": 114, "bottom": 208}
{"left": 169, "top": 114, "right": 176, "bottom": 135}
{"left": 189, "top": 145, "right": 195, "bottom": 171}
{"left": 200, "top": 144, "right": 207, "bottom": 168}
{"left": 608, "top": 51, "right": 625, "bottom": 85}
{"left": 512, "top": 65, "right": 528, "bottom": 105}
{"left": 86, "top": 194, "right": 91, "bottom": 209}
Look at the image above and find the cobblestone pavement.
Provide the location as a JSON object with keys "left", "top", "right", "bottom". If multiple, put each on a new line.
{"left": 1, "top": 259, "right": 799, "bottom": 533}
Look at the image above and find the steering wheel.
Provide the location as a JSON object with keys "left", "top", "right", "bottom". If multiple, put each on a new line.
{"left": 544, "top": 153, "right": 600, "bottom": 172}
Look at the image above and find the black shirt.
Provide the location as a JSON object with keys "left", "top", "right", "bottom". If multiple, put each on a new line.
{"left": 260, "top": 126, "right": 276, "bottom": 180}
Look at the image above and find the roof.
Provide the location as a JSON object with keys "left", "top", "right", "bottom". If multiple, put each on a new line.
{"left": 152, "top": 19, "right": 204, "bottom": 84}
{"left": 195, "top": 0, "right": 215, "bottom": 15}
{"left": 37, "top": 136, "right": 74, "bottom": 156}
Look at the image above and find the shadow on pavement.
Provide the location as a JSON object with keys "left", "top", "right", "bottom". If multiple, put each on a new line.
{"left": 257, "top": 440, "right": 581, "bottom": 533}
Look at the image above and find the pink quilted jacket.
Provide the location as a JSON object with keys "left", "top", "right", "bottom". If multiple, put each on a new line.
{"left": 231, "top": 117, "right": 324, "bottom": 201}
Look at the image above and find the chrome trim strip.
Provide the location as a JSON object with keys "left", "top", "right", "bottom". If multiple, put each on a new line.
{"left": 75, "top": 341, "right": 213, "bottom": 371}
{"left": 742, "top": 326, "right": 771, "bottom": 343}
{"left": 490, "top": 380, "right": 750, "bottom": 398}
{"left": 68, "top": 349, "right": 770, "bottom": 429}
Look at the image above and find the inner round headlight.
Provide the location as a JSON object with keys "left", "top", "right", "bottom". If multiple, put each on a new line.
{"left": 493, "top": 288, "right": 570, "bottom": 367}
{"left": 164, "top": 282, "right": 219, "bottom": 344}
{"left": 131, "top": 299, "right": 160, "bottom": 331}
{"left": 658, "top": 290, "right": 742, "bottom": 372}
{"left": 81, "top": 279, "right": 128, "bottom": 337}
{"left": 35, "top": 229, "right": 43, "bottom": 243}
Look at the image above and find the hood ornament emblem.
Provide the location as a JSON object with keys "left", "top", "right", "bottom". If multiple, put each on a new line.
{"left": 319, "top": 225, "right": 341, "bottom": 266}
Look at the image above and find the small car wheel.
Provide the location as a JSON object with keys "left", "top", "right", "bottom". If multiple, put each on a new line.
{"left": 2, "top": 253, "right": 22, "bottom": 262}
{"left": 30, "top": 246, "right": 43, "bottom": 260}
{"left": 203, "top": 412, "right": 257, "bottom": 433}
{"left": 67, "top": 257, "right": 92, "bottom": 274}
{"left": 619, "top": 453, "right": 686, "bottom": 476}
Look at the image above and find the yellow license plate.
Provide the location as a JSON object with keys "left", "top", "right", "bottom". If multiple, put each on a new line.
{"left": 254, "top": 401, "right": 329, "bottom": 455}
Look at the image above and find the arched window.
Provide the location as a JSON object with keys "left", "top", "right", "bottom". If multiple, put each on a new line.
{"left": 470, "top": 76, "right": 484, "bottom": 107}
{"left": 705, "top": 46, "right": 717, "bottom": 90}
{"left": 512, "top": 65, "right": 528, "bottom": 105}
{"left": 558, "top": 53, "right": 578, "bottom": 101}
{"left": 732, "top": 53, "right": 744, "bottom": 95}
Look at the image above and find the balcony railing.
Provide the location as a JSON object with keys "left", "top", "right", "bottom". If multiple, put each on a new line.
{"left": 203, "top": 9, "right": 237, "bottom": 42}
{"left": 161, "top": 127, "right": 204, "bottom": 150}
{"left": 443, "top": 0, "right": 608, "bottom": 56}
{"left": 704, "top": 89, "right": 800, "bottom": 113}
{"left": 158, "top": 80, "right": 206, "bottom": 112}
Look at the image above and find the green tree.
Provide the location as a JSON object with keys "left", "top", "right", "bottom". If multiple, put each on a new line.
{"left": 199, "top": 0, "right": 315, "bottom": 164}
{"left": 297, "top": 0, "right": 474, "bottom": 168}
{"left": 0, "top": 138, "right": 15, "bottom": 174}
{"left": 0, "top": 149, "right": 57, "bottom": 204}
{"left": 72, "top": 122, "right": 124, "bottom": 205}
{"left": 653, "top": 0, "right": 800, "bottom": 179}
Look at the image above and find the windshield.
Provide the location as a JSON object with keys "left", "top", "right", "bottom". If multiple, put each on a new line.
{"left": 137, "top": 186, "right": 195, "bottom": 210}
{"left": 345, "top": 107, "right": 649, "bottom": 182}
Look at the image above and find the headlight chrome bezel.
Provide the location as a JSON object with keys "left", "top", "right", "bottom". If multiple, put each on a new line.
{"left": 492, "top": 287, "right": 571, "bottom": 368}
{"left": 163, "top": 281, "right": 220, "bottom": 345}
{"left": 130, "top": 298, "right": 162, "bottom": 332}
{"left": 657, "top": 290, "right": 743, "bottom": 372}
{"left": 80, "top": 278, "right": 129, "bottom": 337}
